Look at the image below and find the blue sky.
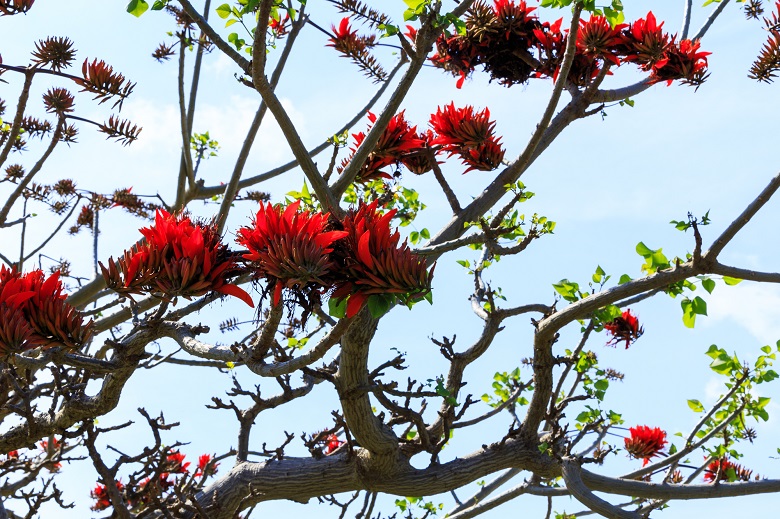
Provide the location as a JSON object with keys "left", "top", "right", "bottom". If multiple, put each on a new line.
{"left": 2, "top": 0, "right": 780, "bottom": 517}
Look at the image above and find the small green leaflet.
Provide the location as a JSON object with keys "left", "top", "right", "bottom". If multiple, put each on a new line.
{"left": 127, "top": 0, "right": 149, "bottom": 17}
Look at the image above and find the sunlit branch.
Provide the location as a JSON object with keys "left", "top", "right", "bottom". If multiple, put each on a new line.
{"left": 177, "top": 0, "right": 250, "bottom": 72}
{"left": 214, "top": 3, "right": 307, "bottom": 234}
{"left": 704, "top": 171, "right": 780, "bottom": 260}
{"left": 0, "top": 70, "right": 34, "bottom": 172}
{"left": 563, "top": 459, "right": 641, "bottom": 519}
{"left": 692, "top": 0, "right": 731, "bottom": 42}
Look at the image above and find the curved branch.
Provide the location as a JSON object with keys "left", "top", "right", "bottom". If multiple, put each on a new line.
{"left": 563, "top": 460, "right": 641, "bottom": 519}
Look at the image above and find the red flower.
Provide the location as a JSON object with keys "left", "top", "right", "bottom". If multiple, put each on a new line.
{"left": 649, "top": 38, "right": 710, "bottom": 87}
{"left": 6, "top": 450, "right": 18, "bottom": 459}
{"left": 195, "top": 453, "right": 218, "bottom": 477}
{"left": 90, "top": 480, "right": 124, "bottom": 511}
{"left": 0, "top": 267, "right": 93, "bottom": 353}
{"left": 429, "top": 103, "right": 505, "bottom": 172}
{"left": 577, "top": 15, "right": 627, "bottom": 66}
{"left": 324, "top": 434, "right": 343, "bottom": 454}
{"left": 331, "top": 201, "right": 434, "bottom": 318}
{"left": 165, "top": 450, "right": 190, "bottom": 474}
{"left": 704, "top": 458, "right": 754, "bottom": 482}
{"left": 604, "top": 309, "right": 643, "bottom": 348}
{"left": 620, "top": 12, "right": 672, "bottom": 68}
{"left": 339, "top": 111, "right": 425, "bottom": 182}
{"left": 236, "top": 201, "right": 348, "bottom": 306}
{"left": 431, "top": 1, "right": 540, "bottom": 87}
{"left": 400, "top": 130, "right": 439, "bottom": 175}
{"left": 39, "top": 438, "right": 63, "bottom": 472}
{"left": 269, "top": 13, "right": 290, "bottom": 39}
{"left": 624, "top": 425, "right": 667, "bottom": 464}
{"left": 101, "top": 210, "right": 253, "bottom": 307}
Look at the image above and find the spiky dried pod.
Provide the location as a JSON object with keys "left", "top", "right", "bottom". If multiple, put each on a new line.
{"left": 76, "top": 59, "right": 136, "bottom": 110}
{"left": 31, "top": 36, "right": 77, "bottom": 71}
{"left": 745, "top": 0, "right": 764, "bottom": 20}
{"left": 332, "top": 0, "right": 393, "bottom": 29}
{"left": 42, "top": 87, "right": 75, "bottom": 114}
{"left": 4, "top": 164, "right": 24, "bottom": 181}
{"left": 98, "top": 116, "right": 142, "bottom": 146}
{"left": 53, "top": 179, "right": 77, "bottom": 196}
{"left": 62, "top": 124, "right": 79, "bottom": 144}
{"left": 152, "top": 42, "right": 176, "bottom": 62}
{"left": 20, "top": 116, "right": 52, "bottom": 138}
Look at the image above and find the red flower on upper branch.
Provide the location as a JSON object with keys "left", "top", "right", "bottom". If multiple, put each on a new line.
{"left": 76, "top": 58, "right": 135, "bottom": 110}
{"left": 195, "top": 453, "right": 218, "bottom": 477}
{"left": 269, "top": 13, "right": 291, "bottom": 39}
{"left": 324, "top": 434, "right": 343, "bottom": 454}
{"left": 429, "top": 103, "right": 505, "bottom": 172}
{"left": 101, "top": 210, "right": 253, "bottom": 307}
{"left": 165, "top": 450, "right": 190, "bottom": 474}
{"left": 577, "top": 15, "right": 627, "bottom": 65}
{"left": 704, "top": 458, "right": 754, "bottom": 482}
{"left": 90, "top": 480, "right": 124, "bottom": 511}
{"left": 604, "top": 309, "right": 643, "bottom": 348}
{"left": 650, "top": 38, "right": 710, "bottom": 87}
{"left": 0, "top": 266, "right": 93, "bottom": 353}
{"left": 328, "top": 17, "right": 386, "bottom": 82}
{"left": 620, "top": 12, "right": 671, "bottom": 68}
{"left": 331, "top": 201, "right": 433, "bottom": 318}
{"left": 339, "top": 111, "right": 425, "bottom": 182}
{"left": 236, "top": 201, "right": 348, "bottom": 306}
{"left": 624, "top": 425, "right": 667, "bottom": 464}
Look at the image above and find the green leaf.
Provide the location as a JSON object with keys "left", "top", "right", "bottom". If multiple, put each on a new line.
{"left": 594, "top": 379, "right": 609, "bottom": 391}
{"left": 618, "top": 274, "right": 632, "bottom": 285}
{"left": 761, "top": 345, "right": 772, "bottom": 354}
{"left": 687, "top": 399, "right": 705, "bottom": 413}
{"left": 636, "top": 242, "right": 654, "bottom": 257}
{"left": 328, "top": 297, "right": 347, "bottom": 319}
{"left": 681, "top": 299, "right": 696, "bottom": 328}
{"left": 692, "top": 296, "right": 708, "bottom": 316}
{"left": 702, "top": 278, "right": 716, "bottom": 294}
{"left": 151, "top": 0, "right": 167, "bottom": 10}
{"left": 367, "top": 294, "right": 395, "bottom": 318}
{"left": 723, "top": 276, "right": 743, "bottom": 286}
{"left": 127, "top": 0, "right": 149, "bottom": 17}
{"left": 216, "top": 3, "right": 232, "bottom": 18}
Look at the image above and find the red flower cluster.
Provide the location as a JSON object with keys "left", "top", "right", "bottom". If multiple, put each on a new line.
{"left": 324, "top": 434, "right": 343, "bottom": 454}
{"left": 604, "top": 309, "right": 643, "bottom": 348}
{"left": 165, "top": 450, "right": 190, "bottom": 474}
{"left": 338, "top": 111, "right": 426, "bottom": 182}
{"left": 332, "top": 201, "right": 434, "bottom": 318}
{"left": 431, "top": 3, "right": 709, "bottom": 88}
{"left": 704, "top": 458, "right": 754, "bottom": 482}
{"left": 195, "top": 453, "right": 218, "bottom": 477}
{"left": 0, "top": 267, "right": 93, "bottom": 354}
{"left": 91, "top": 480, "right": 125, "bottom": 511}
{"left": 39, "top": 438, "right": 63, "bottom": 472}
{"left": 237, "top": 201, "right": 348, "bottom": 306}
{"left": 339, "top": 105, "right": 505, "bottom": 180}
{"left": 101, "top": 209, "right": 253, "bottom": 307}
{"left": 238, "top": 200, "right": 433, "bottom": 317}
{"left": 430, "top": 103, "right": 505, "bottom": 172}
{"left": 624, "top": 425, "right": 667, "bottom": 464}
{"left": 268, "top": 13, "right": 290, "bottom": 39}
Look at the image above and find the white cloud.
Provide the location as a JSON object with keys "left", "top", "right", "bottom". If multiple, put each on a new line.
{"left": 120, "top": 98, "right": 180, "bottom": 155}
{"left": 707, "top": 283, "right": 780, "bottom": 344}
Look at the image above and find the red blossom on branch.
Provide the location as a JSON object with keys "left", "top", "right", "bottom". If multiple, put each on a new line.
{"left": 650, "top": 38, "right": 710, "bottom": 87}
{"left": 339, "top": 111, "right": 425, "bottom": 182}
{"left": 331, "top": 201, "right": 434, "bottom": 318}
{"left": 195, "top": 453, "right": 219, "bottom": 477}
{"left": 604, "top": 309, "right": 643, "bottom": 348}
{"left": 624, "top": 425, "right": 667, "bottom": 464}
{"left": 0, "top": 267, "right": 93, "bottom": 353}
{"left": 90, "top": 480, "right": 124, "bottom": 511}
{"left": 620, "top": 12, "right": 672, "bottom": 68}
{"left": 704, "top": 458, "right": 754, "bottom": 482}
{"left": 269, "top": 13, "right": 291, "bottom": 39}
{"left": 324, "top": 434, "right": 343, "bottom": 454}
{"left": 429, "top": 103, "right": 505, "bottom": 172}
{"left": 165, "top": 450, "right": 190, "bottom": 474}
{"left": 236, "top": 201, "right": 348, "bottom": 306}
{"left": 101, "top": 210, "right": 253, "bottom": 307}
{"left": 577, "top": 15, "right": 627, "bottom": 65}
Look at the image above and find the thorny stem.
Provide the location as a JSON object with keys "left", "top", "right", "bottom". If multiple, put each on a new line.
{"left": 0, "top": 69, "right": 34, "bottom": 174}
